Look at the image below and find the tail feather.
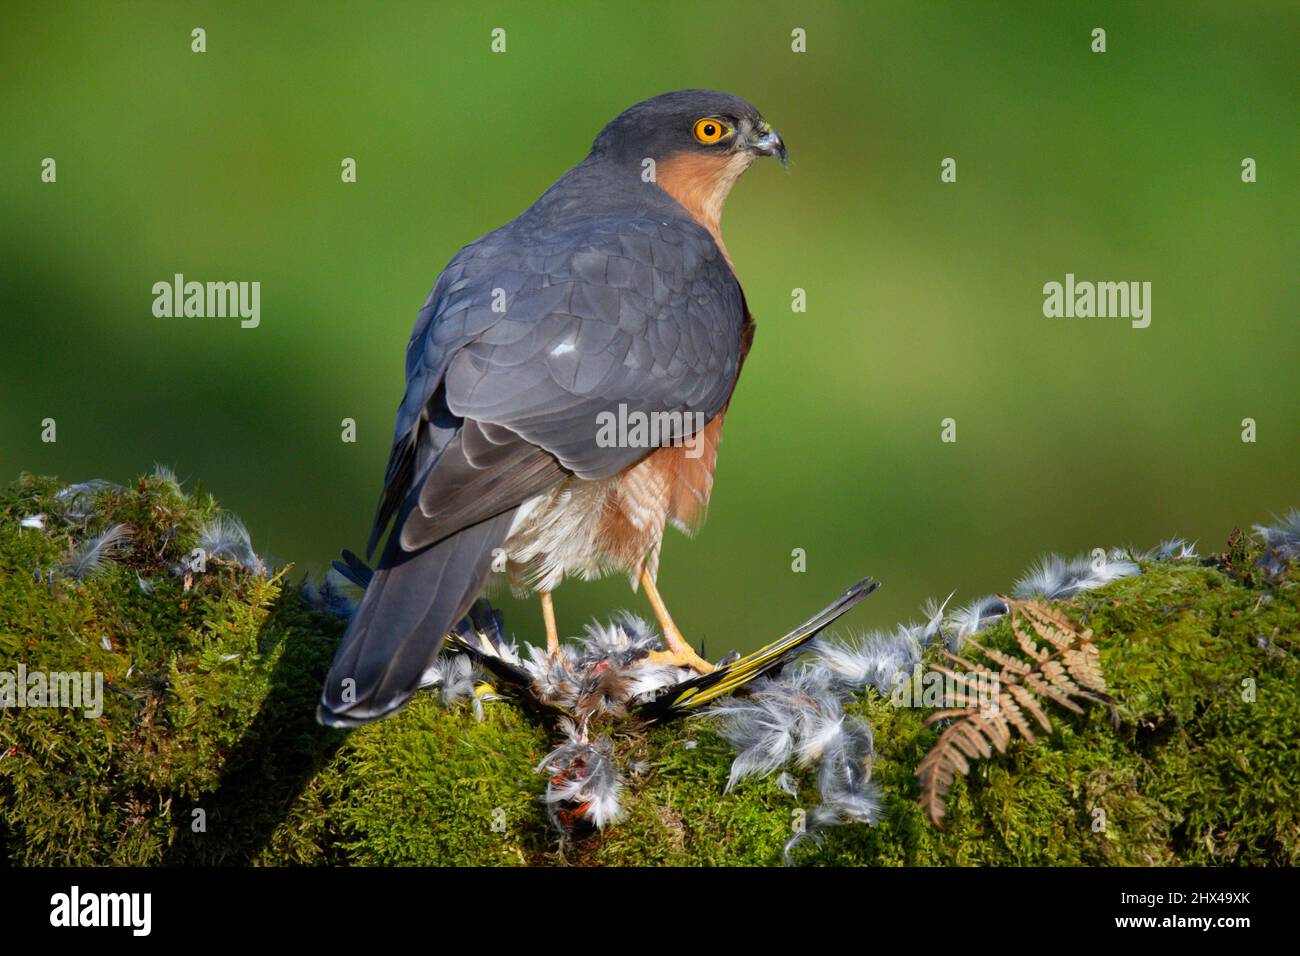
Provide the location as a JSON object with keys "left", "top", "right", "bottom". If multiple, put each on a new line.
{"left": 635, "top": 577, "right": 880, "bottom": 721}
{"left": 317, "top": 511, "right": 515, "bottom": 727}
{"left": 331, "top": 549, "right": 374, "bottom": 589}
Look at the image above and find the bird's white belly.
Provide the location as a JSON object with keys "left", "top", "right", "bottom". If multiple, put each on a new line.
{"left": 503, "top": 480, "right": 610, "bottom": 593}
{"left": 501, "top": 461, "right": 674, "bottom": 595}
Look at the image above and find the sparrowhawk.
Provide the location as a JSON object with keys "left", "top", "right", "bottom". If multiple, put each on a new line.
{"left": 319, "top": 90, "right": 789, "bottom": 727}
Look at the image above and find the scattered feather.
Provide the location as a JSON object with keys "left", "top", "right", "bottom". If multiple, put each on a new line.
{"left": 1143, "top": 538, "right": 1199, "bottom": 561}
{"left": 945, "top": 595, "right": 1008, "bottom": 647}
{"left": 815, "top": 626, "right": 926, "bottom": 695}
{"left": 775, "top": 771, "right": 799, "bottom": 797}
{"left": 1012, "top": 552, "right": 1139, "bottom": 602}
{"left": 61, "top": 523, "right": 133, "bottom": 580}
{"left": 1255, "top": 509, "right": 1300, "bottom": 578}
{"left": 420, "top": 654, "right": 485, "bottom": 720}
{"left": 151, "top": 463, "right": 182, "bottom": 490}
{"left": 198, "top": 515, "right": 264, "bottom": 576}
{"left": 537, "top": 730, "right": 625, "bottom": 832}
{"left": 301, "top": 569, "right": 359, "bottom": 619}
{"left": 55, "top": 480, "right": 119, "bottom": 522}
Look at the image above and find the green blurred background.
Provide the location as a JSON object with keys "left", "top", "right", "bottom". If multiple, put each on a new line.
{"left": 2, "top": 1, "right": 1296, "bottom": 654}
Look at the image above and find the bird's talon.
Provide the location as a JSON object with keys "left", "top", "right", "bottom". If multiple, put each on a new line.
{"left": 646, "top": 646, "right": 715, "bottom": 675}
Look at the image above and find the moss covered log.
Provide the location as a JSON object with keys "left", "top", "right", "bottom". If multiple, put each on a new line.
{"left": 0, "top": 473, "right": 1295, "bottom": 865}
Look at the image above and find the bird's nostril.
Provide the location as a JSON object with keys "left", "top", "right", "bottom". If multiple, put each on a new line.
{"left": 751, "top": 130, "right": 786, "bottom": 161}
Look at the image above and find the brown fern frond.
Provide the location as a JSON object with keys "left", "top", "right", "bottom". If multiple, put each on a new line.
{"left": 1039, "top": 659, "right": 1093, "bottom": 704}
{"left": 916, "top": 598, "right": 1108, "bottom": 826}
{"left": 963, "top": 638, "right": 1032, "bottom": 675}
{"left": 951, "top": 720, "right": 997, "bottom": 760}
{"left": 1003, "top": 682, "right": 1053, "bottom": 734}
{"left": 932, "top": 656, "right": 1003, "bottom": 711}
{"left": 939, "top": 650, "right": 983, "bottom": 671}
{"left": 1064, "top": 643, "right": 1107, "bottom": 692}
{"left": 976, "top": 711, "right": 1012, "bottom": 752}
{"left": 917, "top": 755, "right": 961, "bottom": 825}
{"left": 930, "top": 683, "right": 985, "bottom": 711}
{"left": 920, "top": 731, "right": 967, "bottom": 785}
{"left": 932, "top": 662, "right": 997, "bottom": 683}
{"left": 1017, "top": 599, "right": 1096, "bottom": 654}
{"left": 923, "top": 707, "right": 979, "bottom": 726}
{"left": 1021, "top": 670, "right": 1086, "bottom": 713}
{"left": 1020, "top": 599, "right": 1090, "bottom": 635}
{"left": 995, "top": 690, "right": 1038, "bottom": 745}
{"left": 1007, "top": 608, "right": 1049, "bottom": 662}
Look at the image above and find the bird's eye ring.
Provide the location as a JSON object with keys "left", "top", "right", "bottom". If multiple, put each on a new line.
{"left": 693, "top": 118, "right": 731, "bottom": 145}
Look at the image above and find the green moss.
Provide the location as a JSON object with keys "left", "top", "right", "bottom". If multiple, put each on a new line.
{"left": 332, "top": 700, "right": 551, "bottom": 866}
{"left": 0, "top": 473, "right": 346, "bottom": 865}
{"left": 572, "top": 725, "right": 797, "bottom": 866}
{"left": 805, "top": 560, "right": 1299, "bottom": 866}
{"left": 1, "top": 472, "right": 1295, "bottom": 865}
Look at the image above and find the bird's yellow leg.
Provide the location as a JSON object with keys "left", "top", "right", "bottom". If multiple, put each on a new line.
{"left": 540, "top": 591, "right": 560, "bottom": 657}
{"left": 640, "top": 569, "right": 714, "bottom": 674}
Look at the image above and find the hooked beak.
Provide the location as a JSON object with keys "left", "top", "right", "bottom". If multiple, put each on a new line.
{"left": 748, "top": 124, "right": 787, "bottom": 166}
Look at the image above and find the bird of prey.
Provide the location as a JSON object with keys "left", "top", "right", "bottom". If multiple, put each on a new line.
{"left": 319, "top": 90, "right": 793, "bottom": 728}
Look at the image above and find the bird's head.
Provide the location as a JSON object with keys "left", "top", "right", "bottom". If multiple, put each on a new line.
{"left": 592, "top": 89, "right": 786, "bottom": 167}
{"left": 590, "top": 90, "right": 785, "bottom": 238}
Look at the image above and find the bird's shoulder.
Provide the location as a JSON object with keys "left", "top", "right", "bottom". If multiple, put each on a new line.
{"left": 405, "top": 198, "right": 743, "bottom": 377}
{"left": 436, "top": 205, "right": 734, "bottom": 315}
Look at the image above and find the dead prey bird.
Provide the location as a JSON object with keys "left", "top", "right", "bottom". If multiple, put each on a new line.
{"left": 331, "top": 548, "right": 877, "bottom": 834}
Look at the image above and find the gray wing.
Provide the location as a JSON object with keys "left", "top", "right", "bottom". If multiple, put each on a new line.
{"left": 368, "top": 213, "right": 746, "bottom": 560}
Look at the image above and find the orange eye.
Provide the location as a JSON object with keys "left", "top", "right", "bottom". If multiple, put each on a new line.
{"left": 693, "top": 118, "right": 730, "bottom": 145}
